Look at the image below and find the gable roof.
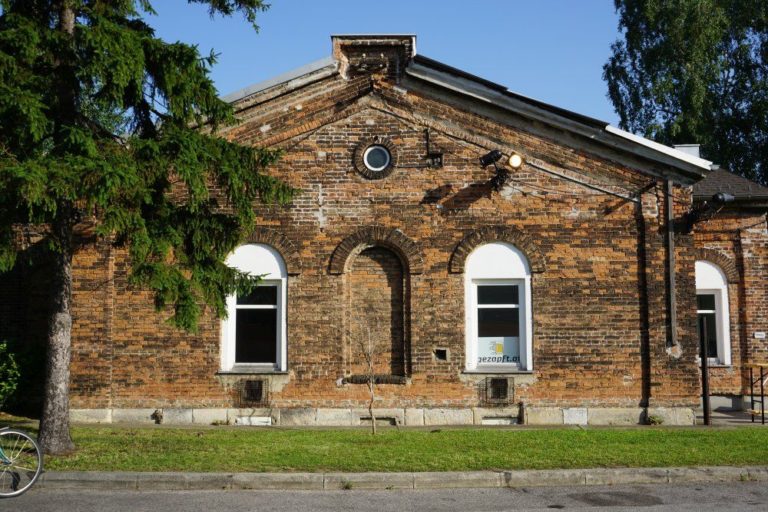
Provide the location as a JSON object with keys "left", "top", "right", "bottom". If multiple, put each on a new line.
{"left": 693, "top": 168, "right": 768, "bottom": 206}
{"left": 221, "top": 35, "right": 715, "bottom": 185}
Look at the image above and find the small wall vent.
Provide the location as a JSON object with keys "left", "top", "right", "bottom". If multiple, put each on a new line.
{"left": 481, "top": 377, "right": 514, "bottom": 405}
{"left": 235, "top": 379, "right": 269, "bottom": 408}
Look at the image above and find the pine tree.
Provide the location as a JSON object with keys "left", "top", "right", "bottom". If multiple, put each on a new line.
{"left": 0, "top": 0, "right": 294, "bottom": 454}
{"left": 604, "top": 0, "right": 768, "bottom": 185}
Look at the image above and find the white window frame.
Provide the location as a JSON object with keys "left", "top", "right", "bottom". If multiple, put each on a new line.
{"left": 221, "top": 244, "right": 287, "bottom": 372}
{"left": 695, "top": 261, "right": 731, "bottom": 366}
{"left": 465, "top": 242, "right": 533, "bottom": 372}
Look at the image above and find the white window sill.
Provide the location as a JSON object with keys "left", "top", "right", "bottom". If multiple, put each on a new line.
{"left": 218, "top": 368, "right": 287, "bottom": 375}
{"left": 695, "top": 358, "right": 731, "bottom": 368}
{"left": 463, "top": 369, "right": 533, "bottom": 375}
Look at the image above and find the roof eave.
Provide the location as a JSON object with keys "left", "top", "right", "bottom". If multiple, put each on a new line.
{"left": 219, "top": 50, "right": 714, "bottom": 184}
{"left": 220, "top": 56, "right": 337, "bottom": 105}
{"left": 406, "top": 59, "right": 711, "bottom": 184}
{"left": 693, "top": 195, "right": 768, "bottom": 207}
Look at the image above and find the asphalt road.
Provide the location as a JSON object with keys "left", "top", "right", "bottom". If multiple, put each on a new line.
{"left": 1, "top": 482, "right": 766, "bottom": 511}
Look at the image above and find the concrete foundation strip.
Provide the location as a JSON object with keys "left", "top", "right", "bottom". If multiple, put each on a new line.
{"left": 37, "top": 466, "right": 768, "bottom": 491}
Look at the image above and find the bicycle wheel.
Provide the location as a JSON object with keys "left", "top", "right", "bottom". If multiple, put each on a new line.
{"left": 0, "top": 429, "right": 43, "bottom": 498}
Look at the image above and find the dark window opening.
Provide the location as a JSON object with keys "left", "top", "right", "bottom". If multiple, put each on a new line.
{"left": 696, "top": 293, "right": 718, "bottom": 359}
{"left": 697, "top": 312, "right": 718, "bottom": 358}
{"left": 235, "top": 309, "right": 277, "bottom": 363}
{"left": 237, "top": 286, "right": 277, "bottom": 305}
{"left": 478, "top": 308, "right": 519, "bottom": 337}
{"left": 478, "top": 285, "right": 519, "bottom": 305}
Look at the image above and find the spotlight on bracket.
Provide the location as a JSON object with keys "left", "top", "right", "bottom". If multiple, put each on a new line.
{"left": 712, "top": 192, "right": 735, "bottom": 204}
{"left": 479, "top": 150, "right": 503, "bottom": 167}
{"left": 683, "top": 191, "right": 737, "bottom": 232}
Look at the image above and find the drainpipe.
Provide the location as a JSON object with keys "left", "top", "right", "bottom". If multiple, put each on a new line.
{"left": 700, "top": 316, "right": 712, "bottom": 425}
{"left": 665, "top": 179, "right": 680, "bottom": 354}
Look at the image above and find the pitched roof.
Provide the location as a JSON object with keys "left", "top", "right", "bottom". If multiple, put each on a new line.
{"left": 221, "top": 35, "right": 716, "bottom": 184}
{"left": 693, "top": 168, "right": 768, "bottom": 204}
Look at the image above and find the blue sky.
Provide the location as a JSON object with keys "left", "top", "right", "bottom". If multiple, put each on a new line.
{"left": 151, "top": 0, "right": 622, "bottom": 125}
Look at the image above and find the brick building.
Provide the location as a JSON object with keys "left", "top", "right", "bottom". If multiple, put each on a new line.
{"left": 691, "top": 169, "right": 768, "bottom": 408}
{"left": 5, "top": 35, "right": 768, "bottom": 426}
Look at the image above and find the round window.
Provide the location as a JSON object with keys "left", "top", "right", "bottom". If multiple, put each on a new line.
{"left": 353, "top": 138, "right": 397, "bottom": 179}
{"left": 363, "top": 145, "right": 391, "bottom": 172}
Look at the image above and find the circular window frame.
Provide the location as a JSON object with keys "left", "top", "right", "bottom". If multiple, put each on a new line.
{"left": 353, "top": 138, "right": 398, "bottom": 180}
{"left": 363, "top": 145, "right": 391, "bottom": 172}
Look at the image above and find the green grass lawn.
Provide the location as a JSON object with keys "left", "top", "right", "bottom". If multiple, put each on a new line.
{"left": 40, "top": 426, "right": 768, "bottom": 472}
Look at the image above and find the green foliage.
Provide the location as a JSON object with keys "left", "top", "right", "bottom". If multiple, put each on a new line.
{"left": 0, "top": 0, "right": 295, "bottom": 330}
{"left": 646, "top": 414, "right": 663, "bottom": 425}
{"left": 0, "top": 340, "right": 20, "bottom": 409}
{"left": 0, "top": 338, "right": 45, "bottom": 417}
{"left": 604, "top": 0, "right": 768, "bottom": 185}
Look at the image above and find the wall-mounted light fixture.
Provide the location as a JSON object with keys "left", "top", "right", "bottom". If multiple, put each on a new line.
{"left": 480, "top": 150, "right": 524, "bottom": 191}
{"left": 683, "top": 192, "right": 736, "bottom": 232}
{"left": 479, "top": 150, "right": 503, "bottom": 168}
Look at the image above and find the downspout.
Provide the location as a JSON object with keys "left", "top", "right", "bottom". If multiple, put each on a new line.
{"left": 665, "top": 179, "right": 681, "bottom": 356}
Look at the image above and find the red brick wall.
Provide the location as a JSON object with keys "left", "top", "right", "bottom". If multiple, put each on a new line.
{"left": 347, "top": 247, "right": 406, "bottom": 377}
{"left": 65, "top": 49, "right": 709, "bottom": 412}
{"left": 693, "top": 211, "right": 768, "bottom": 396}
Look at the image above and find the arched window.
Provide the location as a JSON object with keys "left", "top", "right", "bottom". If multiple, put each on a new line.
{"left": 221, "top": 244, "right": 287, "bottom": 372}
{"left": 465, "top": 242, "right": 533, "bottom": 372}
{"left": 695, "top": 260, "right": 731, "bottom": 365}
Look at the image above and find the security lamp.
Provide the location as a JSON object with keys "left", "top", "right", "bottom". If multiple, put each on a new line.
{"left": 712, "top": 192, "right": 735, "bottom": 204}
{"left": 479, "top": 150, "right": 503, "bottom": 167}
{"left": 509, "top": 153, "right": 524, "bottom": 169}
{"left": 683, "top": 191, "right": 737, "bottom": 232}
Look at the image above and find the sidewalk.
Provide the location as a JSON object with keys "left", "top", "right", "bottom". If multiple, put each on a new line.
{"left": 37, "top": 465, "right": 768, "bottom": 491}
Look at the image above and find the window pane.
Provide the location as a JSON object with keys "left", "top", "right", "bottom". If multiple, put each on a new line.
{"left": 364, "top": 146, "right": 390, "bottom": 170}
{"left": 697, "top": 294, "right": 715, "bottom": 311}
{"left": 478, "top": 308, "right": 519, "bottom": 337}
{"left": 235, "top": 309, "right": 277, "bottom": 363}
{"left": 478, "top": 285, "right": 519, "bottom": 305}
{"left": 477, "top": 337, "right": 520, "bottom": 365}
{"left": 697, "top": 312, "right": 718, "bottom": 358}
{"left": 237, "top": 286, "right": 277, "bottom": 306}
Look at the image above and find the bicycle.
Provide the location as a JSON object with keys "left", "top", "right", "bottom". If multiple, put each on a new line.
{"left": 0, "top": 427, "right": 43, "bottom": 498}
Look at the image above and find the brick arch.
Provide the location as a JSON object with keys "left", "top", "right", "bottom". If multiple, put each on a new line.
{"left": 244, "top": 228, "right": 302, "bottom": 275}
{"left": 694, "top": 248, "right": 739, "bottom": 284}
{"left": 449, "top": 226, "right": 546, "bottom": 274}
{"left": 329, "top": 227, "right": 425, "bottom": 275}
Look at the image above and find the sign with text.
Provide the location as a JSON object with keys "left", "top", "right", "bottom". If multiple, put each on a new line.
{"left": 478, "top": 336, "right": 520, "bottom": 365}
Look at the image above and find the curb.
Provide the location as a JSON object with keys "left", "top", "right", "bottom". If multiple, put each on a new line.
{"left": 37, "top": 466, "right": 768, "bottom": 491}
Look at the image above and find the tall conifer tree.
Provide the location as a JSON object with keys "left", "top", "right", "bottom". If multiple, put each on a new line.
{"left": 0, "top": 0, "right": 294, "bottom": 454}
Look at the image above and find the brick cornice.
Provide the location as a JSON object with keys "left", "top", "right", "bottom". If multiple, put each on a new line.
{"left": 245, "top": 228, "right": 302, "bottom": 275}
{"left": 694, "top": 248, "right": 739, "bottom": 284}
{"left": 329, "top": 227, "right": 424, "bottom": 275}
{"left": 449, "top": 226, "right": 546, "bottom": 274}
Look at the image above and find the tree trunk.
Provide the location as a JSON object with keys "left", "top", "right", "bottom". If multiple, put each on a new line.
{"left": 38, "top": 215, "right": 75, "bottom": 455}
{"left": 38, "top": 0, "right": 78, "bottom": 456}
{"left": 368, "top": 376, "right": 376, "bottom": 436}
{"left": 59, "top": 1, "right": 75, "bottom": 35}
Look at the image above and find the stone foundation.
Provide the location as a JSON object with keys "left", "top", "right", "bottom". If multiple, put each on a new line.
{"left": 71, "top": 406, "right": 696, "bottom": 426}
